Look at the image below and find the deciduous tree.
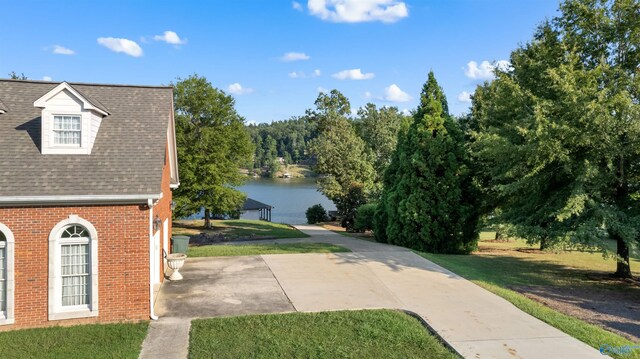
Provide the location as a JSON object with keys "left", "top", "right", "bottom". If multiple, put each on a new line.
{"left": 309, "top": 90, "right": 376, "bottom": 230}
{"left": 470, "top": 0, "right": 640, "bottom": 277}
{"left": 172, "top": 75, "right": 253, "bottom": 228}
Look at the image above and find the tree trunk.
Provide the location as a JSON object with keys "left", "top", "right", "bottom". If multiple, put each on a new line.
{"left": 615, "top": 234, "right": 632, "bottom": 278}
{"left": 540, "top": 236, "right": 549, "bottom": 251}
{"left": 204, "top": 208, "right": 211, "bottom": 229}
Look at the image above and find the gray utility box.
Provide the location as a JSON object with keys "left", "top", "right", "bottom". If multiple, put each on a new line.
{"left": 171, "top": 235, "right": 190, "bottom": 254}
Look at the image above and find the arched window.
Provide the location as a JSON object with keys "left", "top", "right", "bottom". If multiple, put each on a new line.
{"left": 49, "top": 216, "right": 98, "bottom": 320}
{"left": 60, "top": 225, "right": 90, "bottom": 307}
{"left": 0, "top": 231, "right": 6, "bottom": 313}
{"left": 0, "top": 223, "right": 15, "bottom": 325}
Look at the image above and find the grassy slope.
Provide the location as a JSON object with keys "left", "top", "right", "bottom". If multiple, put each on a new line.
{"left": 418, "top": 238, "right": 640, "bottom": 359}
{"left": 0, "top": 322, "right": 148, "bottom": 359}
{"left": 188, "top": 243, "right": 349, "bottom": 257}
{"left": 173, "top": 219, "right": 309, "bottom": 239}
{"left": 190, "top": 310, "right": 459, "bottom": 359}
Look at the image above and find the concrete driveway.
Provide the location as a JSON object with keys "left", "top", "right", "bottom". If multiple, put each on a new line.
{"left": 154, "top": 256, "right": 293, "bottom": 318}
{"left": 141, "top": 225, "right": 604, "bottom": 359}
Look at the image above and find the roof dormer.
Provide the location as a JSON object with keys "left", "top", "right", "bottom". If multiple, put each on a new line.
{"left": 33, "top": 82, "right": 109, "bottom": 155}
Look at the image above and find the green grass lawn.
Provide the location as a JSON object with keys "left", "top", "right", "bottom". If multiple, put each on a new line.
{"left": 419, "top": 237, "right": 640, "bottom": 359}
{"left": 173, "top": 219, "right": 309, "bottom": 239}
{"left": 0, "top": 322, "right": 148, "bottom": 359}
{"left": 188, "top": 242, "right": 349, "bottom": 257}
{"left": 189, "top": 310, "right": 459, "bottom": 359}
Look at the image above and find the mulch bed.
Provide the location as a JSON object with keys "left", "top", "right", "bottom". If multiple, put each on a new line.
{"left": 514, "top": 283, "right": 640, "bottom": 341}
{"left": 188, "top": 233, "right": 278, "bottom": 246}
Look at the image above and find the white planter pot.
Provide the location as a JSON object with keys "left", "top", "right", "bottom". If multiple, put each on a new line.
{"left": 166, "top": 253, "right": 187, "bottom": 280}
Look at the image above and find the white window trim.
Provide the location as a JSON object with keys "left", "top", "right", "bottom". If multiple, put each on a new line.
{"left": 52, "top": 114, "right": 82, "bottom": 148}
{"left": 0, "top": 223, "right": 15, "bottom": 325}
{"left": 48, "top": 215, "right": 99, "bottom": 321}
{"left": 40, "top": 109, "right": 92, "bottom": 155}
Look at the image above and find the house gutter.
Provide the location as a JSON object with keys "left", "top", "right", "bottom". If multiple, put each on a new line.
{"left": 0, "top": 194, "right": 162, "bottom": 206}
{"left": 148, "top": 198, "right": 159, "bottom": 321}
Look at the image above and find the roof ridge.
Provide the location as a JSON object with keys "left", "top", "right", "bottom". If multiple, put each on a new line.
{"left": 0, "top": 78, "right": 172, "bottom": 89}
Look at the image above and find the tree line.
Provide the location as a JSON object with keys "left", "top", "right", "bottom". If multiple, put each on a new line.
{"left": 245, "top": 97, "right": 409, "bottom": 178}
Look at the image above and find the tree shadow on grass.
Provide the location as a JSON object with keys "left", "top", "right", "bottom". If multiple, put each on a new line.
{"left": 517, "top": 284, "right": 640, "bottom": 341}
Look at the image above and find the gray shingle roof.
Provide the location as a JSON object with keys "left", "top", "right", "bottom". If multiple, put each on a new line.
{"left": 0, "top": 79, "right": 173, "bottom": 198}
{"left": 242, "top": 198, "right": 273, "bottom": 210}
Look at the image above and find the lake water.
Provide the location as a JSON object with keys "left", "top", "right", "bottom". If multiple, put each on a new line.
{"left": 187, "top": 178, "right": 336, "bottom": 224}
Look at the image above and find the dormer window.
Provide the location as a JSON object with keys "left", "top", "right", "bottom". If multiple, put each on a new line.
{"left": 53, "top": 115, "right": 82, "bottom": 146}
{"left": 33, "top": 82, "right": 109, "bottom": 155}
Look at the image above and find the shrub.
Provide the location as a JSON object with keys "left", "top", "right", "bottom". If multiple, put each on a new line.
{"left": 354, "top": 203, "right": 377, "bottom": 232}
{"left": 306, "top": 204, "right": 328, "bottom": 224}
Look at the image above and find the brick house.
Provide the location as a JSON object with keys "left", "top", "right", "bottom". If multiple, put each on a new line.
{"left": 0, "top": 79, "right": 179, "bottom": 329}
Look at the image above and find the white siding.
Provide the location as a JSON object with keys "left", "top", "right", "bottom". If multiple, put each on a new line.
{"left": 88, "top": 112, "right": 103, "bottom": 151}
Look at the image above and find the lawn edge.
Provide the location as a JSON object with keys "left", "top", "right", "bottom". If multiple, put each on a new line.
{"left": 400, "top": 309, "right": 464, "bottom": 358}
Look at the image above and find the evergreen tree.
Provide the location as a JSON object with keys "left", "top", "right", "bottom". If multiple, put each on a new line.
{"left": 376, "top": 72, "right": 478, "bottom": 253}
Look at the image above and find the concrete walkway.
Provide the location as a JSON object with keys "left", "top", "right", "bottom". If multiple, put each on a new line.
{"left": 140, "top": 225, "right": 604, "bottom": 359}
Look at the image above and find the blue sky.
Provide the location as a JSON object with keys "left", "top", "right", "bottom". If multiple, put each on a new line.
{"left": 0, "top": 0, "right": 560, "bottom": 123}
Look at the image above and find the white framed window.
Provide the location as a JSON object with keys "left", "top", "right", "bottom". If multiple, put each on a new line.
{"left": 0, "top": 223, "right": 15, "bottom": 325}
{"left": 60, "top": 226, "right": 90, "bottom": 307}
{"left": 0, "top": 234, "right": 5, "bottom": 313}
{"left": 49, "top": 216, "right": 98, "bottom": 321}
{"left": 53, "top": 115, "right": 81, "bottom": 146}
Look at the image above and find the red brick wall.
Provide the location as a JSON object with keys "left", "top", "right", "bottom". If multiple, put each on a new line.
{"left": 0, "top": 204, "right": 150, "bottom": 329}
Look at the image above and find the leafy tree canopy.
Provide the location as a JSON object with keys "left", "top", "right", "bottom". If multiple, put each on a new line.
{"left": 172, "top": 74, "right": 253, "bottom": 227}
{"left": 470, "top": 0, "right": 640, "bottom": 277}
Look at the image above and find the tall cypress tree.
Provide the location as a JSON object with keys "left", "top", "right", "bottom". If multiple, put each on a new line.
{"left": 375, "top": 72, "right": 478, "bottom": 253}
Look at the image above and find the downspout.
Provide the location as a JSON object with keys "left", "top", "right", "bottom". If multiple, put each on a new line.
{"left": 148, "top": 198, "right": 159, "bottom": 321}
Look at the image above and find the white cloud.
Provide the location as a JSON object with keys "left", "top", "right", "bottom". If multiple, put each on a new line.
{"left": 317, "top": 86, "right": 329, "bottom": 93}
{"left": 153, "top": 30, "right": 187, "bottom": 45}
{"left": 332, "top": 68, "right": 375, "bottom": 80}
{"left": 42, "top": 76, "right": 52, "bottom": 81}
{"left": 97, "top": 37, "right": 143, "bottom": 57}
{"left": 364, "top": 91, "right": 372, "bottom": 99}
{"left": 52, "top": 45, "right": 75, "bottom": 55}
{"left": 289, "top": 69, "right": 321, "bottom": 79}
{"left": 494, "top": 60, "right": 513, "bottom": 72}
{"left": 383, "top": 84, "right": 411, "bottom": 102}
{"left": 308, "top": 0, "right": 408, "bottom": 23}
{"left": 464, "top": 60, "right": 511, "bottom": 80}
{"left": 457, "top": 91, "right": 472, "bottom": 103}
{"left": 401, "top": 108, "right": 411, "bottom": 116}
{"left": 227, "top": 83, "right": 254, "bottom": 95}
{"left": 292, "top": 1, "right": 303, "bottom": 11}
{"left": 281, "top": 52, "right": 310, "bottom": 62}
